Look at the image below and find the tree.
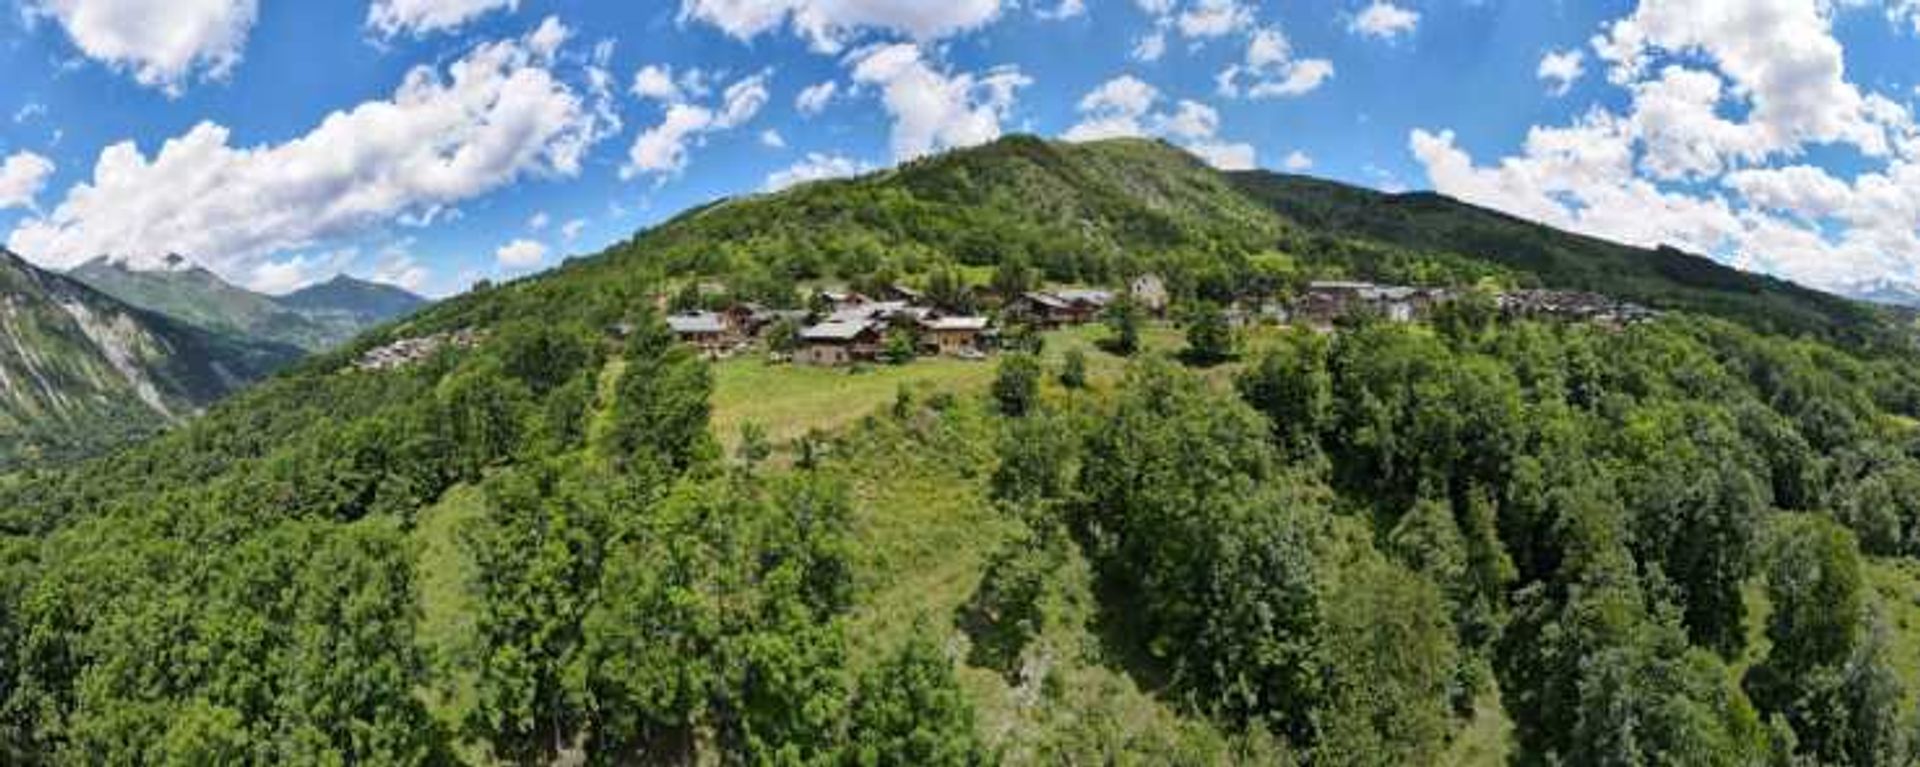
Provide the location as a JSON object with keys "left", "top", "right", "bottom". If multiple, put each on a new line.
{"left": 1182, "top": 302, "right": 1235, "bottom": 366}
{"left": 1103, "top": 296, "right": 1142, "bottom": 356}
{"left": 883, "top": 326, "right": 918, "bottom": 365}
{"left": 1058, "top": 349, "right": 1087, "bottom": 390}
{"left": 993, "top": 352, "right": 1042, "bottom": 417}
{"left": 847, "top": 628, "right": 985, "bottom": 766}
{"left": 991, "top": 254, "right": 1037, "bottom": 300}
{"left": 1237, "top": 330, "right": 1332, "bottom": 461}
{"left": 1745, "top": 515, "right": 1910, "bottom": 766}
{"left": 605, "top": 309, "right": 714, "bottom": 471}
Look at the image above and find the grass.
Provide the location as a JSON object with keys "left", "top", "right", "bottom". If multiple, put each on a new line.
{"left": 410, "top": 483, "right": 491, "bottom": 764}
{"left": 709, "top": 321, "right": 1214, "bottom": 454}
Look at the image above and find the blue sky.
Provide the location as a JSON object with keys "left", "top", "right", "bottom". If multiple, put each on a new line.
{"left": 0, "top": 0, "right": 1916, "bottom": 297}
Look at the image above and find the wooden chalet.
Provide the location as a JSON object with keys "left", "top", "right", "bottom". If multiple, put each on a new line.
{"left": 795, "top": 320, "right": 884, "bottom": 366}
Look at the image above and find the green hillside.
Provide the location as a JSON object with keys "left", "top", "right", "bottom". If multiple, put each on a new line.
{"left": 2, "top": 136, "right": 1918, "bottom": 764}
{"left": 0, "top": 250, "right": 299, "bottom": 469}
{"left": 71, "top": 256, "right": 428, "bottom": 351}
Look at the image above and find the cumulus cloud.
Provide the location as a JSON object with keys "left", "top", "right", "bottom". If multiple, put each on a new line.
{"left": 0, "top": 152, "right": 55, "bottom": 211}
{"left": 622, "top": 69, "right": 772, "bottom": 180}
{"left": 7, "top": 20, "right": 612, "bottom": 287}
{"left": 760, "top": 129, "right": 787, "bottom": 148}
{"left": 1349, "top": 1, "right": 1419, "bottom": 41}
{"left": 26, "top": 0, "right": 258, "bottom": 95}
{"left": 1592, "top": 0, "right": 1897, "bottom": 158}
{"left": 679, "top": 0, "right": 1003, "bottom": 52}
{"left": 795, "top": 80, "right": 839, "bottom": 116}
{"left": 1283, "top": 150, "right": 1313, "bottom": 171}
{"left": 1538, "top": 49, "right": 1585, "bottom": 96}
{"left": 527, "top": 211, "right": 550, "bottom": 231}
{"left": 1036, "top": 0, "right": 1085, "bottom": 20}
{"left": 849, "top": 43, "right": 1030, "bottom": 161}
{"left": 1061, "top": 75, "right": 1256, "bottom": 170}
{"left": 764, "top": 152, "right": 871, "bottom": 191}
{"left": 1176, "top": 0, "right": 1252, "bottom": 39}
{"left": 560, "top": 218, "right": 586, "bottom": 242}
{"left": 495, "top": 238, "right": 546, "bottom": 268}
{"left": 1409, "top": 0, "right": 1920, "bottom": 291}
{"left": 368, "top": 0, "right": 517, "bottom": 37}
{"left": 1218, "top": 27, "right": 1334, "bottom": 99}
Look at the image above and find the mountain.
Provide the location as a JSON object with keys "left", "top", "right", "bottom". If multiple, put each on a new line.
{"left": 278, "top": 274, "right": 430, "bottom": 325}
{"left": 0, "top": 249, "right": 300, "bottom": 468}
{"left": 1222, "top": 169, "right": 1889, "bottom": 345}
{"left": 69, "top": 256, "right": 428, "bottom": 351}
{"left": 5, "top": 136, "right": 1920, "bottom": 764}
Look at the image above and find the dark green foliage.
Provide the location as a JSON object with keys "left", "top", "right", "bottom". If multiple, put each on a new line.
{"left": 1058, "top": 349, "right": 1087, "bottom": 390}
{"left": 992, "top": 352, "right": 1042, "bottom": 417}
{"left": 1102, "top": 295, "right": 1142, "bottom": 356}
{"left": 1744, "top": 515, "right": 1911, "bottom": 766}
{"left": 604, "top": 308, "right": 714, "bottom": 472}
{"left": 1181, "top": 302, "right": 1235, "bottom": 366}
{"left": 847, "top": 628, "right": 987, "bottom": 766}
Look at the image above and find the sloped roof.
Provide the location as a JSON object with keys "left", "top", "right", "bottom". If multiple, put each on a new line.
{"left": 666, "top": 312, "right": 726, "bottom": 334}
{"left": 801, "top": 319, "right": 878, "bottom": 341}
{"left": 920, "top": 316, "right": 989, "bottom": 331}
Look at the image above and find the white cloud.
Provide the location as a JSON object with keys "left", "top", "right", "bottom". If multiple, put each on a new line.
{"left": 1406, "top": 0, "right": 1920, "bottom": 291}
{"left": 495, "top": 238, "right": 546, "bottom": 268}
{"left": 368, "top": 245, "right": 431, "bottom": 294}
{"left": 1036, "top": 0, "right": 1085, "bottom": 20}
{"left": 1131, "top": 30, "right": 1167, "bottom": 62}
{"left": 679, "top": 0, "right": 1003, "bottom": 52}
{"left": 1062, "top": 75, "right": 1162, "bottom": 141}
{"left": 1283, "top": 150, "right": 1313, "bottom": 171}
{"left": 716, "top": 70, "right": 772, "bottom": 129}
{"left": 625, "top": 104, "right": 716, "bottom": 178}
{"left": 1349, "top": 1, "right": 1419, "bottom": 41}
{"left": 849, "top": 43, "right": 1030, "bottom": 161}
{"left": 7, "top": 22, "right": 611, "bottom": 287}
{"left": 764, "top": 152, "right": 871, "bottom": 191}
{"left": 1062, "top": 76, "right": 1255, "bottom": 170}
{"left": 560, "top": 218, "right": 586, "bottom": 242}
{"left": 527, "top": 211, "right": 550, "bottom": 231}
{"left": 1538, "top": 49, "right": 1585, "bottom": 96}
{"left": 1187, "top": 140, "right": 1255, "bottom": 170}
{"left": 1217, "top": 27, "right": 1334, "bottom": 99}
{"left": 1592, "top": 0, "right": 1896, "bottom": 159}
{"left": 0, "top": 152, "right": 55, "bottom": 211}
{"left": 796, "top": 80, "right": 839, "bottom": 116}
{"left": 26, "top": 0, "right": 258, "bottom": 95}
{"left": 631, "top": 64, "right": 686, "bottom": 103}
{"left": 760, "top": 129, "right": 787, "bottom": 148}
{"left": 622, "top": 69, "right": 772, "bottom": 180}
{"left": 368, "top": 0, "right": 517, "bottom": 37}
{"left": 1176, "top": 0, "right": 1251, "bottom": 39}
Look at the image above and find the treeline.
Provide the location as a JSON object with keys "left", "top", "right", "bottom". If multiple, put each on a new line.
{"left": 967, "top": 308, "right": 1920, "bottom": 763}
{"left": 0, "top": 309, "right": 985, "bottom": 764}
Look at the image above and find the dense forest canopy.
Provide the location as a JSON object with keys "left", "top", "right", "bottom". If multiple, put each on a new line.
{"left": 3, "top": 136, "right": 1920, "bottom": 764}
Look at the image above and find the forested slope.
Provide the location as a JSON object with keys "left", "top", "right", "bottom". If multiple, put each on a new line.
{"left": 0, "top": 249, "right": 300, "bottom": 469}
{"left": 2, "top": 136, "right": 1919, "bottom": 764}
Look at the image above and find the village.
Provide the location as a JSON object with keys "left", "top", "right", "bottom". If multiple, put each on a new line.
{"left": 650, "top": 276, "right": 1661, "bottom": 367}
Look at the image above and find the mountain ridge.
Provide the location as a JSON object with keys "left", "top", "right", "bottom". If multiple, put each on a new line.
{"left": 69, "top": 255, "right": 429, "bottom": 351}
{"left": 1, "top": 249, "right": 301, "bottom": 468}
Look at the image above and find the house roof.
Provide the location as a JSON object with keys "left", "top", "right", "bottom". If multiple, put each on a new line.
{"left": 1308, "top": 280, "right": 1378, "bottom": 291}
{"left": 1020, "top": 291, "right": 1072, "bottom": 309}
{"left": 801, "top": 319, "right": 878, "bottom": 341}
{"left": 920, "top": 316, "right": 989, "bottom": 331}
{"left": 666, "top": 312, "right": 726, "bottom": 334}
{"left": 1054, "top": 289, "right": 1114, "bottom": 306}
